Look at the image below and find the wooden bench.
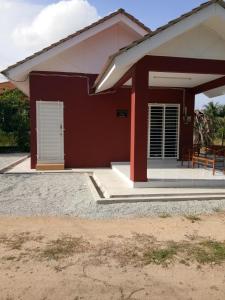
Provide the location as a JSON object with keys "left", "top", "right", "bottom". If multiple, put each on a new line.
{"left": 192, "top": 146, "right": 225, "bottom": 176}
{"left": 181, "top": 145, "right": 200, "bottom": 168}
{"left": 192, "top": 155, "right": 216, "bottom": 175}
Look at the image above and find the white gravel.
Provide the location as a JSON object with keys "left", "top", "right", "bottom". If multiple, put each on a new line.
{"left": 0, "top": 173, "right": 225, "bottom": 218}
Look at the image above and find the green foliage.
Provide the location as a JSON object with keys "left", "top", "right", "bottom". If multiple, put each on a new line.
{"left": 194, "top": 110, "right": 212, "bottom": 146}
{"left": 143, "top": 243, "right": 178, "bottom": 266}
{"left": 0, "top": 129, "right": 16, "bottom": 146}
{"left": 0, "top": 88, "right": 29, "bottom": 151}
{"left": 190, "top": 240, "right": 225, "bottom": 264}
{"left": 195, "top": 102, "right": 225, "bottom": 146}
{"left": 216, "top": 116, "right": 225, "bottom": 146}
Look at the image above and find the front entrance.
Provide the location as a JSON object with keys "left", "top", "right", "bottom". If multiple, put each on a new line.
{"left": 36, "top": 101, "right": 64, "bottom": 167}
{"left": 148, "top": 104, "right": 180, "bottom": 159}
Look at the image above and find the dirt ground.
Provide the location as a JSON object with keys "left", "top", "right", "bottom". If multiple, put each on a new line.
{"left": 0, "top": 214, "right": 225, "bottom": 300}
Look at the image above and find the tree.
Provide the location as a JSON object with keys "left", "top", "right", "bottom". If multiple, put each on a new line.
{"left": 218, "top": 104, "right": 225, "bottom": 118}
{"left": 194, "top": 110, "right": 212, "bottom": 146}
{"left": 195, "top": 102, "right": 225, "bottom": 147}
{"left": 216, "top": 116, "right": 225, "bottom": 146}
{"left": 203, "top": 102, "right": 220, "bottom": 142}
{"left": 203, "top": 101, "right": 220, "bottom": 118}
{"left": 0, "top": 89, "right": 30, "bottom": 151}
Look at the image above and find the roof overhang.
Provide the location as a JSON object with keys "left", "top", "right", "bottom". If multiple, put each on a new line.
{"left": 1, "top": 9, "right": 150, "bottom": 95}
{"left": 95, "top": 1, "right": 225, "bottom": 98}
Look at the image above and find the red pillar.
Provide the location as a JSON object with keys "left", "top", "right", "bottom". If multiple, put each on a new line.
{"left": 179, "top": 89, "right": 195, "bottom": 159}
{"left": 130, "top": 61, "right": 149, "bottom": 182}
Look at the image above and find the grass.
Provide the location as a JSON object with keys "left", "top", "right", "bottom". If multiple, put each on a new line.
{"left": 0, "top": 232, "right": 43, "bottom": 250}
{"left": 158, "top": 213, "right": 171, "bottom": 218}
{"left": 190, "top": 240, "right": 225, "bottom": 264}
{"left": 143, "top": 242, "right": 178, "bottom": 266}
{"left": 143, "top": 239, "right": 225, "bottom": 266}
{"left": 213, "top": 207, "right": 224, "bottom": 213}
{"left": 1, "top": 232, "right": 225, "bottom": 267}
{"left": 39, "top": 235, "right": 90, "bottom": 260}
{"left": 184, "top": 215, "right": 201, "bottom": 223}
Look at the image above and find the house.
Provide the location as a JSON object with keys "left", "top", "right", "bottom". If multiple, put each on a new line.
{"left": 0, "top": 81, "right": 15, "bottom": 94}
{"left": 1, "top": 0, "right": 225, "bottom": 186}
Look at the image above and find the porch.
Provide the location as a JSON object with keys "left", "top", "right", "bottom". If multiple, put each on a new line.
{"left": 95, "top": 6, "right": 225, "bottom": 186}
{"left": 111, "top": 160, "right": 225, "bottom": 188}
{"left": 91, "top": 159, "right": 225, "bottom": 203}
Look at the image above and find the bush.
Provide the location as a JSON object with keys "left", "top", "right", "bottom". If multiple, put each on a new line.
{"left": 0, "top": 88, "right": 30, "bottom": 152}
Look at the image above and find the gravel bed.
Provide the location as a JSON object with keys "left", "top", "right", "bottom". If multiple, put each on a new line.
{"left": 0, "top": 153, "right": 27, "bottom": 171}
{"left": 0, "top": 173, "right": 225, "bottom": 218}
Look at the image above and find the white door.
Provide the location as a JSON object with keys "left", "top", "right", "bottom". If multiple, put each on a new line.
{"left": 148, "top": 104, "right": 180, "bottom": 159}
{"left": 36, "top": 101, "right": 64, "bottom": 164}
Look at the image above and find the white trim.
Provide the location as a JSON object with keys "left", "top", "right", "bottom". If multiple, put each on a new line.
{"left": 36, "top": 101, "right": 64, "bottom": 164}
{"left": 119, "top": 14, "right": 149, "bottom": 36}
{"left": 147, "top": 103, "right": 180, "bottom": 160}
{"left": 97, "top": 64, "right": 116, "bottom": 90}
{"left": 96, "top": 3, "right": 225, "bottom": 92}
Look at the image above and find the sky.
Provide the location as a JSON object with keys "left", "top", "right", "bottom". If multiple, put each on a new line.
{"left": 0, "top": 0, "right": 224, "bottom": 108}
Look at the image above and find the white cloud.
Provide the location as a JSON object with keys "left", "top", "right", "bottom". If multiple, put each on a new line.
{"left": 0, "top": 0, "right": 99, "bottom": 81}
{"left": 12, "top": 0, "right": 99, "bottom": 51}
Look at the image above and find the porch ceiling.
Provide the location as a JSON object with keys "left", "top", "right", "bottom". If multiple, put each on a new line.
{"left": 124, "top": 72, "right": 223, "bottom": 88}
{"left": 149, "top": 72, "right": 223, "bottom": 88}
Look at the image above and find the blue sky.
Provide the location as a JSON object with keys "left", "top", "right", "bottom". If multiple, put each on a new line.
{"left": 30, "top": 0, "right": 205, "bottom": 29}
{"left": 90, "top": 0, "right": 206, "bottom": 30}
{"left": 32, "top": 0, "right": 207, "bottom": 30}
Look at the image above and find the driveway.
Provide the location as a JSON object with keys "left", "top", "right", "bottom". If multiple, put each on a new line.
{"left": 0, "top": 153, "right": 28, "bottom": 172}
{"left": 1, "top": 173, "right": 225, "bottom": 218}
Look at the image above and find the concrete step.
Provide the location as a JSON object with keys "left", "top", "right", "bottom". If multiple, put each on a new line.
{"left": 97, "top": 194, "right": 225, "bottom": 204}
{"left": 92, "top": 171, "right": 225, "bottom": 204}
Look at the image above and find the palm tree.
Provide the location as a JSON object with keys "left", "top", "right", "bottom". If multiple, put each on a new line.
{"left": 194, "top": 110, "right": 212, "bottom": 146}
{"left": 216, "top": 116, "right": 225, "bottom": 146}
{"left": 218, "top": 104, "right": 225, "bottom": 118}
{"left": 203, "top": 102, "right": 220, "bottom": 143}
{"left": 204, "top": 102, "right": 220, "bottom": 118}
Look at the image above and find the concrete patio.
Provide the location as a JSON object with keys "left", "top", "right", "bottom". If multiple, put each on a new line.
{"left": 92, "top": 160, "right": 225, "bottom": 203}
{"left": 111, "top": 160, "right": 225, "bottom": 188}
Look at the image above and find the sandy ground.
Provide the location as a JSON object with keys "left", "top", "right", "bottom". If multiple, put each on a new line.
{"left": 0, "top": 214, "right": 225, "bottom": 300}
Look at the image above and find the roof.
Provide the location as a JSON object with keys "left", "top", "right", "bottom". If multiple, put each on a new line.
{"left": 0, "top": 81, "right": 15, "bottom": 94}
{"left": 1, "top": 9, "right": 151, "bottom": 75}
{"left": 94, "top": 0, "right": 225, "bottom": 90}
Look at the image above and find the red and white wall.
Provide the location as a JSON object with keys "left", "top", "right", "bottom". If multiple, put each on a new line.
{"left": 30, "top": 71, "right": 195, "bottom": 169}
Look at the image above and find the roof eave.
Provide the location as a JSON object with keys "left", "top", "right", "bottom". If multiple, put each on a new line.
{"left": 1, "top": 8, "right": 151, "bottom": 77}
{"left": 94, "top": 0, "right": 225, "bottom": 92}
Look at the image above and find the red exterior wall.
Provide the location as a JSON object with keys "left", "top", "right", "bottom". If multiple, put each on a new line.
{"left": 29, "top": 71, "right": 194, "bottom": 169}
